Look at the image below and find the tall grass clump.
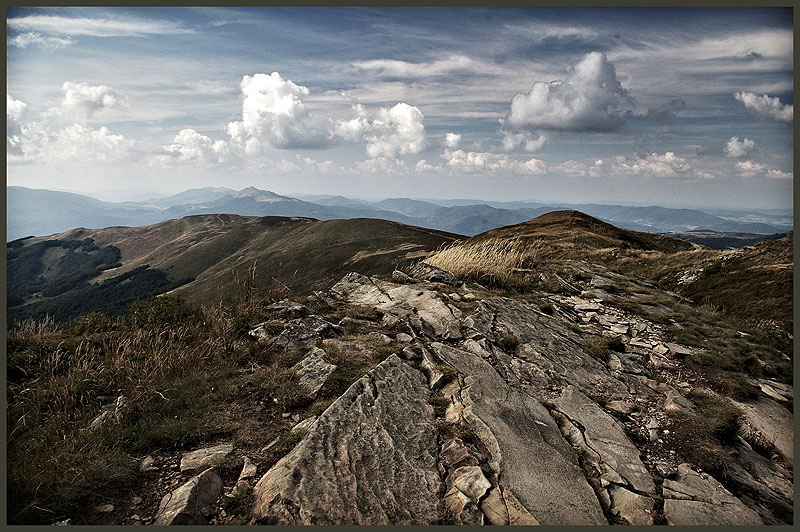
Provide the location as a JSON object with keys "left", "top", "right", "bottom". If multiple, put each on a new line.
{"left": 6, "top": 278, "right": 291, "bottom": 524}
{"left": 425, "top": 237, "right": 539, "bottom": 287}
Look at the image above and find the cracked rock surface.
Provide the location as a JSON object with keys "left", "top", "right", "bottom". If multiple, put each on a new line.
{"left": 662, "top": 464, "right": 763, "bottom": 525}
{"left": 432, "top": 342, "right": 607, "bottom": 525}
{"left": 251, "top": 354, "right": 443, "bottom": 525}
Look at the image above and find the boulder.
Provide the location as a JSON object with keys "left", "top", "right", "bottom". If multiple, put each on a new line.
{"left": 153, "top": 468, "right": 224, "bottom": 525}
{"left": 251, "top": 315, "right": 340, "bottom": 350}
{"left": 406, "top": 262, "right": 460, "bottom": 285}
{"left": 662, "top": 464, "right": 762, "bottom": 525}
{"left": 251, "top": 354, "right": 443, "bottom": 525}
{"left": 290, "top": 348, "right": 336, "bottom": 398}
{"left": 180, "top": 443, "right": 233, "bottom": 472}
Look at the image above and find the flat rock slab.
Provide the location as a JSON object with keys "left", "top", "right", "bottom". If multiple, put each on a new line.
{"left": 663, "top": 464, "right": 762, "bottom": 526}
{"left": 251, "top": 354, "right": 443, "bottom": 525}
{"left": 290, "top": 347, "right": 336, "bottom": 398}
{"left": 553, "top": 386, "right": 655, "bottom": 495}
{"left": 154, "top": 467, "right": 223, "bottom": 525}
{"left": 431, "top": 342, "right": 606, "bottom": 525}
{"left": 467, "top": 298, "right": 627, "bottom": 398}
{"left": 733, "top": 398, "right": 794, "bottom": 464}
{"left": 180, "top": 443, "right": 233, "bottom": 472}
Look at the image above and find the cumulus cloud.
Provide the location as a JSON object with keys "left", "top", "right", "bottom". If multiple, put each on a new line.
{"left": 444, "top": 132, "right": 461, "bottom": 149}
{"left": 354, "top": 156, "right": 409, "bottom": 175}
{"left": 8, "top": 31, "right": 72, "bottom": 48}
{"left": 331, "top": 100, "right": 426, "bottom": 158}
{"left": 505, "top": 52, "right": 633, "bottom": 134}
{"left": 501, "top": 130, "right": 548, "bottom": 152}
{"left": 724, "top": 136, "right": 756, "bottom": 158}
{"left": 613, "top": 152, "right": 691, "bottom": 177}
{"left": 226, "top": 72, "right": 330, "bottom": 151}
{"left": 7, "top": 15, "right": 193, "bottom": 37}
{"left": 442, "top": 149, "right": 546, "bottom": 175}
{"left": 56, "top": 81, "right": 126, "bottom": 121}
{"left": 7, "top": 94, "right": 28, "bottom": 156}
{"left": 735, "top": 91, "right": 793, "bottom": 122}
{"left": 364, "top": 103, "right": 426, "bottom": 158}
{"left": 164, "top": 129, "right": 230, "bottom": 163}
{"left": 48, "top": 124, "right": 135, "bottom": 163}
{"left": 735, "top": 160, "right": 791, "bottom": 180}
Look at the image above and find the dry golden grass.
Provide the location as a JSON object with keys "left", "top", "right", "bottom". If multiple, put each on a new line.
{"left": 425, "top": 237, "right": 540, "bottom": 286}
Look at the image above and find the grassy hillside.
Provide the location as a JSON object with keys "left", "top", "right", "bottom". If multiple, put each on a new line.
{"left": 8, "top": 215, "right": 462, "bottom": 322}
{"left": 425, "top": 210, "right": 791, "bottom": 334}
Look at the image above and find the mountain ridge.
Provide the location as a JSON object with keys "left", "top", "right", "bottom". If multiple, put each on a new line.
{"left": 8, "top": 186, "right": 790, "bottom": 243}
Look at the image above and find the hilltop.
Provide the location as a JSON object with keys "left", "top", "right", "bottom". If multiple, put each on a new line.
{"left": 6, "top": 210, "right": 793, "bottom": 526}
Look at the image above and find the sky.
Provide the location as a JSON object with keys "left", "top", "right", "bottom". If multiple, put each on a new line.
{"left": 6, "top": 6, "right": 794, "bottom": 209}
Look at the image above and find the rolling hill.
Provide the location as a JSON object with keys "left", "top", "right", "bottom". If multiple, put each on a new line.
{"left": 7, "top": 214, "right": 461, "bottom": 323}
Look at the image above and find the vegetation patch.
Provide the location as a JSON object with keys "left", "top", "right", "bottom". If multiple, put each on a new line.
{"left": 667, "top": 391, "right": 742, "bottom": 480}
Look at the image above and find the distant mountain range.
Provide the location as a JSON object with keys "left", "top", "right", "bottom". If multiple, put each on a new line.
{"left": 7, "top": 185, "right": 792, "bottom": 242}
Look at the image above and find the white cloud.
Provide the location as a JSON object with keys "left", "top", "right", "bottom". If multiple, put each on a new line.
{"left": 7, "top": 15, "right": 193, "bottom": 37}
{"left": 442, "top": 149, "right": 546, "bottom": 175}
{"left": 724, "top": 136, "right": 756, "bottom": 158}
{"left": 48, "top": 124, "right": 135, "bottom": 163}
{"left": 354, "top": 55, "right": 480, "bottom": 78}
{"left": 444, "top": 132, "right": 461, "bottom": 149}
{"left": 55, "top": 81, "right": 126, "bottom": 121}
{"left": 505, "top": 52, "right": 633, "bottom": 134}
{"left": 735, "top": 91, "right": 793, "bottom": 122}
{"left": 7, "top": 94, "right": 28, "bottom": 156}
{"left": 613, "top": 152, "right": 691, "bottom": 177}
{"left": 501, "top": 130, "right": 548, "bottom": 152}
{"left": 8, "top": 31, "right": 72, "bottom": 48}
{"left": 226, "top": 72, "right": 327, "bottom": 151}
{"left": 354, "top": 156, "right": 409, "bottom": 175}
{"left": 766, "top": 169, "right": 792, "bottom": 180}
{"left": 414, "top": 159, "right": 442, "bottom": 173}
{"left": 735, "top": 160, "right": 792, "bottom": 180}
{"left": 274, "top": 159, "right": 300, "bottom": 172}
{"left": 331, "top": 103, "right": 369, "bottom": 142}
{"left": 164, "top": 129, "right": 230, "bottom": 163}
{"left": 364, "top": 103, "right": 426, "bottom": 158}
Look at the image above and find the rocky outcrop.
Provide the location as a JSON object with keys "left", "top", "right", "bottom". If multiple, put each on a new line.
{"left": 251, "top": 315, "right": 341, "bottom": 351}
{"left": 431, "top": 342, "right": 607, "bottom": 525}
{"left": 733, "top": 397, "right": 794, "bottom": 465}
{"left": 251, "top": 354, "right": 443, "bottom": 524}
{"left": 289, "top": 348, "right": 336, "bottom": 398}
{"left": 662, "top": 464, "right": 763, "bottom": 525}
{"left": 153, "top": 468, "right": 224, "bottom": 525}
{"left": 552, "top": 386, "right": 653, "bottom": 494}
{"left": 406, "top": 261, "right": 460, "bottom": 285}
{"left": 464, "top": 298, "right": 629, "bottom": 398}
{"left": 331, "top": 273, "right": 462, "bottom": 339}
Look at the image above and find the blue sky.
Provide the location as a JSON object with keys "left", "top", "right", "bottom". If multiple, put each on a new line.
{"left": 6, "top": 6, "right": 794, "bottom": 208}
